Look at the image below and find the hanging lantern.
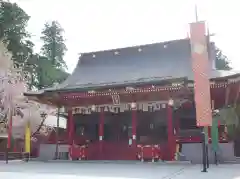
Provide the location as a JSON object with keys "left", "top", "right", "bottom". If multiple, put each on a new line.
{"left": 150, "top": 123, "right": 154, "bottom": 129}
{"left": 224, "top": 125, "right": 228, "bottom": 133}
{"left": 91, "top": 105, "right": 96, "bottom": 112}
{"left": 168, "top": 98, "right": 174, "bottom": 106}
{"left": 80, "top": 127, "right": 84, "bottom": 135}
{"left": 131, "top": 102, "right": 137, "bottom": 109}
{"left": 88, "top": 90, "right": 96, "bottom": 94}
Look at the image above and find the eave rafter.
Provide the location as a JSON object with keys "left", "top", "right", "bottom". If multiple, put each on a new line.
{"left": 61, "top": 79, "right": 240, "bottom": 100}
{"left": 24, "top": 75, "right": 240, "bottom": 109}
{"left": 62, "top": 86, "right": 184, "bottom": 100}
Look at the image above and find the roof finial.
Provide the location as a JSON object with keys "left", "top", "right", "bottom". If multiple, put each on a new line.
{"left": 195, "top": 4, "right": 198, "bottom": 22}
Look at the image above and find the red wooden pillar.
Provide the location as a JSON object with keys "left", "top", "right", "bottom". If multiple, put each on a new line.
{"left": 7, "top": 109, "right": 13, "bottom": 151}
{"left": 131, "top": 108, "right": 137, "bottom": 147}
{"left": 167, "top": 102, "right": 174, "bottom": 160}
{"left": 175, "top": 117, "right": 180, "bottom": 134}
{"left": 208, "top": 126, "right": 211, "bottom": 142}
{"left": 99, "top": 108, "right": 104, "bottom": 155}
{"left": 68, "top": 108, "right": 74, "bottom": 145}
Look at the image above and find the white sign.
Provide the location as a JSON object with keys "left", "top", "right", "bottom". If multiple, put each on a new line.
{"left": 72, "top": 101, "right": 168, "bottom": 114}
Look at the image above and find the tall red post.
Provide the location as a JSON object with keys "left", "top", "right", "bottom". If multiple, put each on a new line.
{"left": 7, "top": 109, "right": 13, "bottom": 150}
{"left": 68, "top": 108, "right": 74, "bottom": 145}
{"left": 99, "top": 108, "right": 104, "bottom": 157}
{"left": 131, "top": 109, "right": 137, "bottom": 147}
{"left": 167, "top": 103, "right": 174, "bottom": 160}
{"left": 208, "top": 126, "right": 211, "bottom": 142}
{"left": 175, "top": 117, "right": 180, "bottom": 134}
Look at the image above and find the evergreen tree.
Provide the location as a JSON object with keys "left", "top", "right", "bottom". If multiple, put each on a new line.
{"left": 31, "top": 54, "right": 69, "bottom": 89}
{"left": 215, "top": 47, "right": 231, "bottom": 70}
{"left": 0, "top": 1, "right": 33, "bottom": 64}
{"left": 0, "top": 1, "right": 69, "bottom": 89}
{"left": 38, "top": 21, "right": 69, "bottom": 88}
{"left": 40, "top": 21, "right": 67, "bottom": 69}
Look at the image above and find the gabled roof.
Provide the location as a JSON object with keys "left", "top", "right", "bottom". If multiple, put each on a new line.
{"left": 26, "top": 38, "right": 240, "bottom": 95}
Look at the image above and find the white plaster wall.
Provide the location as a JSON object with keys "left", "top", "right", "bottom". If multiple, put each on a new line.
{"left": 38, "top": 144, "right": 69, "bottom": 160}
{"left": 182, "top": 142, "right": 236, "bottom": 164}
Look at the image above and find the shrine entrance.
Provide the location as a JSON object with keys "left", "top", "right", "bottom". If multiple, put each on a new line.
{"left": 102, "top": 112, "right": 133, "bottom": 160}
{"left": 104, "top": 112, "right": 131, "bottom": 142}
{"left": 72, "top": 109, "right": 170, "bottom": 160}
{"left": 73, "top": 112, "right": 134, "bottom": 160}
{"left": 137, "top": 111, "right": 168, "bottom": 145}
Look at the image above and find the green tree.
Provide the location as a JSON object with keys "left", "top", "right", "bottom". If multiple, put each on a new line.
{"left": 40, "top": 21, "right": 67, "bottom": 69}
{"left": 37, "top": 20, "right": 69, "bottom": 88}
{"left": 0, "top": 1, "right": 33, "bottom": 64}
{"left": 0, "top": 0, "right": 39, "bottom": 90}
{"left": 30, "top": 55, "right": 69, "bottom": 89}
{"left": 212, "top": 47, "right": 238, "bottom": 140}
{"left": 215, "top": 47, "right": 232, "bottom": 70}
{"left": 212, "top": 47, "right": 240, "bottom": 142}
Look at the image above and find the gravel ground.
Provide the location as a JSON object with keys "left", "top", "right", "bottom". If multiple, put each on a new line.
{"left": 0, "top": 161, "right": 239, "bottom": 179}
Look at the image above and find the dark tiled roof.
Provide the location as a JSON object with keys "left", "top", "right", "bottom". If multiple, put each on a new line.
{"left": 26, "top": 38, "right": 240, "bottom": 94}
{"left": 55, "top": 39, "right": 194, "bottom": 91}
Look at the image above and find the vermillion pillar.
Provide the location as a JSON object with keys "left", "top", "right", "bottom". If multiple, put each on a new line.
{"left": 25, "top": 121, "right": 31, "bottom": 161}
{"left": 131, "top": 107, "right": 137, "bottom": 147}
{"left": 7, "top": 109, "right": 13, "bottom": 150}
{"left": 167, "top": 100, "right": 174, "bottom": 160}
{"left": 99, "top": 108, "right": 104, "bottom": 157}
{"left": 55, "top": 107, "right": 60, "bottom": 159}
{"left": 6, "top": 108, "right": 13, "bottom": 163}
{"left": 68, "top": 108, "right": 74, "bottom": 145}
{"left": 174, "top": 117, "right": 179, "bottom": 160}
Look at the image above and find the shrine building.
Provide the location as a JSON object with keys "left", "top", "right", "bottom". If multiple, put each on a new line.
{"left": 25, "top": 37, "right": 240, "bottom": 163}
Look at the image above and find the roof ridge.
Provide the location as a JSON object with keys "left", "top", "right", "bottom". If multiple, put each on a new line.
{"left": 80, "top": 38, "right": 190, "bottom": 56}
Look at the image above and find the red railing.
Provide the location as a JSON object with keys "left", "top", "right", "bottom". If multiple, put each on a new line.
{"left": 68, "top": 142, "right": 167, "bottom": 161}
{"left": 136, "top": 144, "right": 161, "bottom": 162}
{"left": 69, "top": 144, "right": 87, "bottom": 160}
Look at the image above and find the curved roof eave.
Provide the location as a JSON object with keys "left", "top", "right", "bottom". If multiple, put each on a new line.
{"left": 45, "top": 70, "right": 240, "bottom": 93}
{"left": 23, "top": 69, "right": 240, "bottom": 96}
{"left": 209, "top": 70, "right": 240, "bottom": 80}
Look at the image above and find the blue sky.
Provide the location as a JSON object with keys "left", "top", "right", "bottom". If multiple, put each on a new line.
{"left": 14, "top": 0, "right": 240, "bottom": 72}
